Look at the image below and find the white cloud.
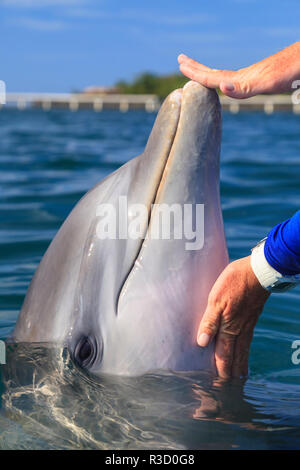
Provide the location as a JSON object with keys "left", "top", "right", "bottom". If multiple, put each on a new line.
{"left": 166, "top": 31, "right": 228, "bottom": 42}
{"left": 264, "top": 27, "right": 300, "bottom": 38}
{"left": 63, "top": 8, "right": 215, "bottom": 25}
{"left": 13, "top": 16, "right": 66, "bottom": 30}
{"left": 230, "top": 0, "right": 258, "bottom": 3}
{"left": 1, "top": 0, "right": 84, "bottom": 7}
{"left": 159, "top": 14, "right": 215, "bottom": 26}
{"left": 242, "top": 25, "right": 300, "bottom": 39}
{"left": 119, "top": 10, "right": 215, "bottom": 26}
{"left": 65, "top": 7, "right": 107, "bottom": 19}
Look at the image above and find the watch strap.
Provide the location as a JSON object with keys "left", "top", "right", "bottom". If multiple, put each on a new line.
{"left": 251, "top": 238, "right": 282, "bottom": 291}
{"left": 251, "top": 238, "right": 300, "bottom": 292}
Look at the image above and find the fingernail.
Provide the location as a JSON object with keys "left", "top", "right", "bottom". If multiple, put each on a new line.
{"left": 197, "top": 333, "right": 211, "bottom": 347}
{"left": 223, "top": 82, "right": 235, "bottom": 91}
{"left": 178, "top": 54, "right": 187, "bottom": 62}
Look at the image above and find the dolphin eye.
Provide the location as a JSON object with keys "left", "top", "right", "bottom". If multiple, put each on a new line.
{"left": 74, "top": 336, "right": 96, "bottom": 368}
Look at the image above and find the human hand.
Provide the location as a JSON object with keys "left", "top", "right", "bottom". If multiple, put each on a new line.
{"left": 197, "top": 256, "right": 270, "bottom": 378}
{"left": 178, "top": 41, "right": 300, "bottom": 99}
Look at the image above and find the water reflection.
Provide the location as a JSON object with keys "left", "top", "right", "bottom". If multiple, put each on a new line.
{"left": 0, "top": 343, "right": 298, "bottom": 449}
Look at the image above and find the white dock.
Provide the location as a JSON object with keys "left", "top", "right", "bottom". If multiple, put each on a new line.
{"left": 3, "top": 92, "right": 300, "bottom": 113}
{"left": 4, "top": 93, "right": 160, "bottom": 112}
{"left": 221, "top": 94, "right": 300, "bottom": 114}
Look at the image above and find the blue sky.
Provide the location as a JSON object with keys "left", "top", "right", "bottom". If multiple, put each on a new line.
{"left": 1, "top": 0, "right": 300, "bottom": 92}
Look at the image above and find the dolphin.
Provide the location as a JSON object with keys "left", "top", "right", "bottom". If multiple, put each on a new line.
{"left": 12, "top": 81, "right": 228, "bottom": 376}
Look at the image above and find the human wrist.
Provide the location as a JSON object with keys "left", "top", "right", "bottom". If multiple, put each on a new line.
{"left": 251, "top": 238, "right": 300, "bottom": 293}
{"left": 250, "top": 239, "right": 279, "bottom": 291}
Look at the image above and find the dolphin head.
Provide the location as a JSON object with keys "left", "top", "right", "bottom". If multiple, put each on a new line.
{"left": 12, "top": 81, "right": 228, "bottom": 376}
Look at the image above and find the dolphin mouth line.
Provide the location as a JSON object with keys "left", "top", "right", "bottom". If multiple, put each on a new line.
{"left": 116, "top": 89, "right": 184, "bottom": 311}
{"left": 147, "top": 92, "right": 183, "bottom": 225}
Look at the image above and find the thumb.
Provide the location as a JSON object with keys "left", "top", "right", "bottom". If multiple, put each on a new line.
{"left": 197, "top": 302, "right": 223, "bottom": 347}
{"left": 220, "top": 80, "right": 254, "bottom": 99}
{"left": 219, "top": 80, "right": 238, "bottom": 98}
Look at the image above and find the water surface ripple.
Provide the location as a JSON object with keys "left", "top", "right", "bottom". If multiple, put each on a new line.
{"left": 0, "top": 109, "right": 300, "bottom": 449}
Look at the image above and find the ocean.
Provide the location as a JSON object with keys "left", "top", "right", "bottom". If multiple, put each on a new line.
{"left": 0, "top": 108, "right": 300, "bottom": 449}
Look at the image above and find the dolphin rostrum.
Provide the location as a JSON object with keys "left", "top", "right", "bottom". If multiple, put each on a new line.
{"left": 12, "top": 81, "right": 228, "bottom": 376}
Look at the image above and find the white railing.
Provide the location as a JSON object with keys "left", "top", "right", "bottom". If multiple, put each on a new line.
{"left": 3, "top": 92, "right": 300, "bottom": 113}
{"left": 4, "top": 93, "right": 160, "bottom": 112}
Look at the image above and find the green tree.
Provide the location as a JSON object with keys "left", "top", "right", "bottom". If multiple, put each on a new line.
{"left": 116, "top": 72, "right": 189, "bottom": 99}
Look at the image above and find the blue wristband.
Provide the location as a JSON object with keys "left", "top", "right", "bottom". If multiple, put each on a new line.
{"left": 264, "top": 210, "right": 300, "bottom": 276}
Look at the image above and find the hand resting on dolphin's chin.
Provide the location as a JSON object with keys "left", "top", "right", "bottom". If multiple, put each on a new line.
{"left": 197, "top": 256, "right": 270, "bottom": 379}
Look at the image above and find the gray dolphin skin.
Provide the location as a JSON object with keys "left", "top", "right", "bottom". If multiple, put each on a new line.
{"left": 12, "top": 81, "right": 228, "bottom": 376}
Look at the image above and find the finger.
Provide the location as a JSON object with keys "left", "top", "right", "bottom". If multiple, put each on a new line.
{"left": 177, "top": 54, "right": 212, "bottom": 72}
{"left": 179, "top": 63, "right": 224, "bottom": 89}
{"left": 215, "top": 331, "right": 237, "bottom": 379}
{"left": 231, "top": 328, "right": 254, "bottom": 378}
{"left": 179, "top": 60, "right": 238, "bottom": 96}
{"left": 219, "top": 81, "right": 236, "bottom": 95}
{"left": 197, "top": 302, "right": 223, "bottom": 347}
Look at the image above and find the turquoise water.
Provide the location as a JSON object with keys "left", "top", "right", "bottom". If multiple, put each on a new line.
{"left": 0, "top": 109, "right": 300, "bottom": 449}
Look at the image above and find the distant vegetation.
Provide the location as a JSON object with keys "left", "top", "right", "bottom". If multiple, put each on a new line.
{"left": 115, "top": 72, "right": 190, "bottom": 99}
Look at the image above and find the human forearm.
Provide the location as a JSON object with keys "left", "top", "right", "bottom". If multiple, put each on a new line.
{"left": 245, "top": 41, "right": 300, "bottom": 95}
